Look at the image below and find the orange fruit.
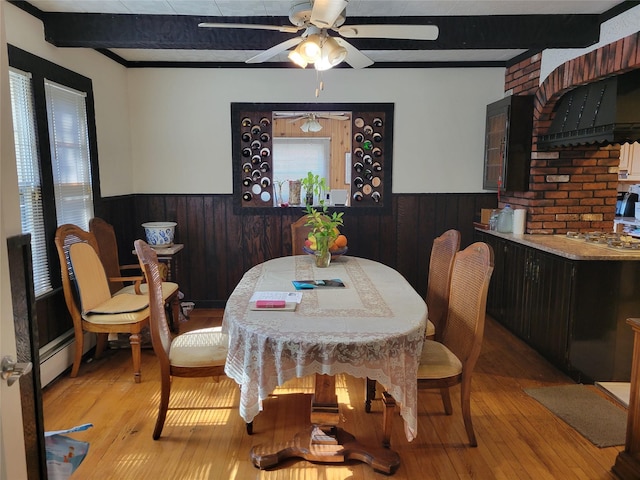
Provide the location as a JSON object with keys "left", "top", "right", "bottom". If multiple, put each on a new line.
{"left": 334, "top": 234, "right": 347, "bottom": 248}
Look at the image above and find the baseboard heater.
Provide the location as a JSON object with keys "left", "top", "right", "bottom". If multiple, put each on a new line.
{"left": 39, "top": 331, "right": 95, "bottom": 387}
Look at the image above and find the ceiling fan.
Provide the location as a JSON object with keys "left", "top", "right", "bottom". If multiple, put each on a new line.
{"left": 274, "top": 112, "right": 350, "bottom": 121}
{"left": 198, "top": 0, "right": 439, "bottom": 70}
{"left": 273, "top": 112, "right": 350, "bottom": 132}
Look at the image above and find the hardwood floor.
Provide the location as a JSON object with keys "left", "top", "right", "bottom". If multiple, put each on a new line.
{"left": 42, "top": 310, "right": 624, "bottom": 479}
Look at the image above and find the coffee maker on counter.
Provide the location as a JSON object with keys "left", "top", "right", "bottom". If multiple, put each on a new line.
{"left": 616, "top": 184, "right": 640, "bottom": 217}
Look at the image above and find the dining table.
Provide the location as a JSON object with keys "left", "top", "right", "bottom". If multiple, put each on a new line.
{"left": 222, "top": 254, "right": 427, "bottom": 473}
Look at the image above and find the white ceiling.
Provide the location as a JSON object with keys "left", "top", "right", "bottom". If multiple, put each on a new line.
{"left": 22, "top": 0, "right": 626, "bottom": 65}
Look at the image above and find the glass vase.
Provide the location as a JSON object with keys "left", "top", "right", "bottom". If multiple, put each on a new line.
{"left": 314, "top": 235, "right": 331, "bottom": 268}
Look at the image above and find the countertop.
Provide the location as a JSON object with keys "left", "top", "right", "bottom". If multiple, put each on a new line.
{"left": 476, "top": 229, "right": 640, "bottom": 261}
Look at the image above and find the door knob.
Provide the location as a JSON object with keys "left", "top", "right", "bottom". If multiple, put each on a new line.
{"left": 1, "top": 356, "right": 32, "bottom": 387}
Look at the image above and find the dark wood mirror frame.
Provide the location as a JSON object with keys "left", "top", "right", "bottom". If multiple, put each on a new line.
{"left": 231, "top": 102, "right": 394, "bottom": 214}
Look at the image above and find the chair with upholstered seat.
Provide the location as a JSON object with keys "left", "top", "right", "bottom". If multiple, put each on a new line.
{"left": 425, "top": 229, "right": 461, "bottom": 341}
{"left": 90, "top": 217, "right": 180, "bottom": 329}
{"left": 54, "top": 224, "right": 151, "bottom": 382}
{"left": 365, "top": 229, "right": 460, "bottom": 413}
{"left": 135, "top": 239, "right": 229, "bottom": 439}
{"left": 382, "top": 241, "right": 494, "bottom": 447}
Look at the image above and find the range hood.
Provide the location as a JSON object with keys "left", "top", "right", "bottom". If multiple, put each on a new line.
{"left": 538, "top": 69, "right": 640, "bottom": 149}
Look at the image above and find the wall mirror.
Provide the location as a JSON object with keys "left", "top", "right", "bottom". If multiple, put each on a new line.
{"left": 231, "top": 102, "right": 394, "bottom": 213}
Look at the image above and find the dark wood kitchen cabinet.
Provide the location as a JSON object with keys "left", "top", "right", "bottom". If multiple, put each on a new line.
{"left": 479, "top": 232, "right": 528, "bottom": 338}
{"left": 476, "top": 230, "right": 640, "bottom": 383}
{"left": 482, "top": 95, "right": 533, "bottom": 192}
{"left": 482, "top": 233, "right": 570, "bottom": 367}
{"left": 522, "top": 248, "right": 573, "bottom": 368}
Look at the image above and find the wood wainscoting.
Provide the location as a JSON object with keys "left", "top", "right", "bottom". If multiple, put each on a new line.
{"left": 101, "top": 192, "right": 496, "bottom": 307}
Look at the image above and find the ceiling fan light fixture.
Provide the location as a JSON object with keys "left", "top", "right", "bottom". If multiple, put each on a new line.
{"left": 300, "top": 117, "right": 323, "bottom": 133}
{"left": 298, "top": 34, "right": 322, "bottom": 62}
{"left": 288, "top": 48, "right": 308, "bottom": 68}
{"left": 314, "top": 36, "right": 347, "bottom": 71}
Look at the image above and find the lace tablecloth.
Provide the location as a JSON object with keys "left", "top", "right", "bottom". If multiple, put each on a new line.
{"left": 222, "top": 255, "right": 427, "bottom": 441}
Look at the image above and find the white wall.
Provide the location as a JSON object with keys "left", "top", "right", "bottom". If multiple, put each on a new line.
{"left": 128, "top": 66, "right": 504, "bottom": 194}
{"left": 128, "top": 67, "right": 506, "bottom": 194}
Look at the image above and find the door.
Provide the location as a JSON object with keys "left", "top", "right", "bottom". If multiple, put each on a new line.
{"left": 1, "top": 2, "right": 29, "bottom": 478}
{"left": 482, "top": 100, "right": 508, "bottom": 190}
{"left": 524, "top": 249, "right": 573, "bottom": 368}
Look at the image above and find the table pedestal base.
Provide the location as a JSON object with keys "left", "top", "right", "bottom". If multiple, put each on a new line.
{"left": 250, "top": 426, "right": 400, "bottom": 474}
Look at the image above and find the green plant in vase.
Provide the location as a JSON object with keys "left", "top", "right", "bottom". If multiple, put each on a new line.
{"left": 304, "top": 204, "right": 344, "bottom": 267}
{"left": 316, "top": 177, "right": 328, "bottom": 205}
{"left": 301, "top": 172, "right": 329, "bottom": 206}
{"left": 301, "top": 171, "right": 318, "bottom": 205}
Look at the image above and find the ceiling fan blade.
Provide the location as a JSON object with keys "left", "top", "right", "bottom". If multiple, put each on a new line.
{"left": 338, "top": 24, "right": 439, "bottom": 40}
{"left": 198, "top": 22, "right": 301, "bottom": 34}
{"left": 246, "top": 37, "right": 303, "bottom": 64}
{"left": 319, "top": 114, "right": 349, "bottom": 120}
{"left": 310, "top": 0, "right": 349, "bottom": 29}
{"left": 333, "top": 38, "right": 374, "bottom": 69}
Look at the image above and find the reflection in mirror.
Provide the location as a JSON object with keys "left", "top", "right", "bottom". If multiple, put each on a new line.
{"left": 232, "top": 103, "right": 393, "bottom": 212}
{"left": 272, "top": 137, "right": 332, "bottom": 206}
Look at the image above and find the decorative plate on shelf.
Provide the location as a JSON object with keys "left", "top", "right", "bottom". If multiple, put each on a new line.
{"left": 302, "top": 245, "right": 348, "bottom": 259}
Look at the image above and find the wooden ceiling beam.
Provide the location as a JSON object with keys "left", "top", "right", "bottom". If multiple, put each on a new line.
{"left": 37, "top": 13, "right": 602, "bottom": 51}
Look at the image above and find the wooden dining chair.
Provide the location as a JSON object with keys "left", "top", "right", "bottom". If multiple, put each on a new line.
{"left": 54, "top": 224, "right": 151, "bottom": 382}
{"left": 425, "top": 229, "right": 461, "bottom": 341}
{"left": 365, "top": 229, "right": 461, "bottom": 413}
{"left": 290, "top": 214, "right": 334, "bottom": 255}
{"left": 290, "top": 216, "right": 314, "bottom": 255}
{"left": 90, "top": 217, "right": 181, "bottom": 329}
{"left": 89, "top": 217, "right": 144, "bottom": 295}
{"left": 135, "top": 239, "right": 230, "bottom": 439}
{"left": 382, "top": 241, "right": 494, "bottom": 447}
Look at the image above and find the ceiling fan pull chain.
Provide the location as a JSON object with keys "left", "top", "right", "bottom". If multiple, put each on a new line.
{"left": 315, "top": 70, "right": 325, "bottom": 98}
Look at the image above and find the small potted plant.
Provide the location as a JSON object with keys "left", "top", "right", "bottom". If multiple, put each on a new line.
{"left": 300, "top": 172, "right": 328, "bottom": 206}
{"left": 304, "top": 204, "right": 345, "bottom": 267}
{"left": 301, "top": 171, "right": 318, "bottom": 205}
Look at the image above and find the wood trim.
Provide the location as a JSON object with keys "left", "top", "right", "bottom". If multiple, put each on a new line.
{"left": 7, "top": 234, "right": 46, "bottom": 480}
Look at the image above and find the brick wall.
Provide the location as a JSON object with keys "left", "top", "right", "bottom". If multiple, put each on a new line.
{"left": 500, "top": 32, "right": 640, "bottom": 234}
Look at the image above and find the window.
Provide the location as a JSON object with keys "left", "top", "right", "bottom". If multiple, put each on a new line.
{"left": 9, "top": 68, "right": 51, "bottom": 296}
{"left": 272, "top": 137, "right": 330, "bottom": 205}
{"left": 8, "top": 46, "right": 99, "bottom": 300}
{"left": 45, "top": 80, "right": 94, "bottom": 228}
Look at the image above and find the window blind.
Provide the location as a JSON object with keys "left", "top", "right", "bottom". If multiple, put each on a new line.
{"left": 45, "top": 79, "right": 94, "bottom": 230}
{"left": 272, "top": 138, "right": 330, "bottom": 204}
{"left": 9, "top": 68, "right": 52, "bottom": 296}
